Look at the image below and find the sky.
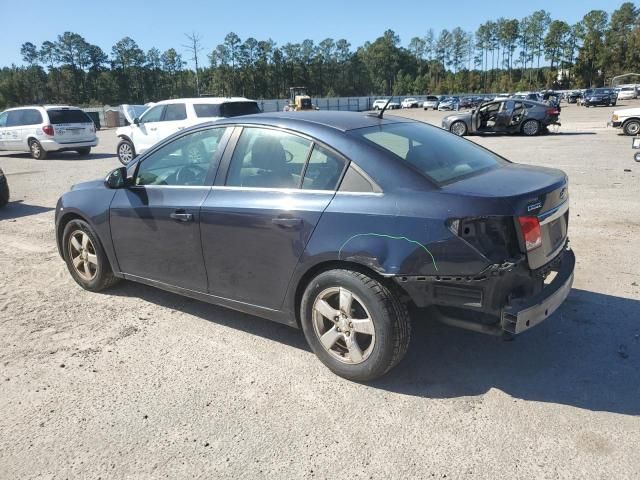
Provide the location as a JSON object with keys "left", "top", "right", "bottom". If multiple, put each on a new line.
{"left": 0, "top": 0, "right": 623, "bottom": 67}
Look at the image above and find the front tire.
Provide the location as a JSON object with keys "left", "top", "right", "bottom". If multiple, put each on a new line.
{"left": 117, "top": 139, "right": 135, "bottom": 165}
{"left": 29, "top": 139, "right": 47, "bottom": 159}
{"left": 0, "top": 168, "right": 9, "bottom": 208}
{"left": 521, "top": 119, "right": 540, "bottom": 136}
{"left": 450, "top": 121, "right": 468, "bottom": 136}
{"left": 623, "top": 120, "right": 640, "bottom": 136}
{"left": 62, "top": 219, "right": 119, "bottom": 292}
{"left": 300, "top": 269, "right": 411, "bottom": 381}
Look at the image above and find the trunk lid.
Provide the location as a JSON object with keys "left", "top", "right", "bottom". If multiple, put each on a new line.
{"left": 444, "top": 163, "right": 569, "bottom": 270}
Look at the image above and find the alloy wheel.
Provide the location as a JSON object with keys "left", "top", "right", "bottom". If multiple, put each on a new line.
{"left": 451, "top": 122, "right": 466, "bottom": 136}
{"left": 312, "top": 287, "right": 375, "bottom": 364}
{"left": 523, "top": 120, "right": 539, "bottom": 136}
{"left": 30, "top": 142, "right": 41, "bottom": 157}
{"left": 68, "top": 230, "right": 98, "bottom": 281}
{"left": 119, "top": 143, "right": 133, "bottom": 164}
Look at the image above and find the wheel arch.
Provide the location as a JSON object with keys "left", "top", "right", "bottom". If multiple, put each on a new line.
{"left": 56, "top": 211, "right": 89, "bottom": 259}
{"left": 622, "top": 117, "right": 640, "bottom": 129}
{"left": 292, "top": 260, "right": 410, "bottom": 328}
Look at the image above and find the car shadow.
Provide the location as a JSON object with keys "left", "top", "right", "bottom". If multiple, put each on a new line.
{"left": 107, "top": 281, "right": 310, "bottom": 351}
{"left": 0, "top": 200, "right": 54, "bottom": 220}
{"left": 370, "top": 288, "right": 640, "bottom": 416}
{"left": 106, "top": 282, "right": 639, "bottom": 415}
{"left": 0, "top": 152, "right": 114, "bottom": 160}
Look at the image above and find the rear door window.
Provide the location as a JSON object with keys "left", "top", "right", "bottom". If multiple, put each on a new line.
{"left": 0, "top": 112, "right": 7, "bottom": 127}
{"left": 7, "top": 111, "right": 25, "bottom": 127}
{"left": 47, "top": 109, "right": 91, "bottom": 124}
{"left": 162, "top": 103, "right": 187, "bottom": 121}
{"left": 225, "top": 127, "right": 311, "bottom": 189}
{"left": 194, "top": 104, "right": 221, "bottom": 118}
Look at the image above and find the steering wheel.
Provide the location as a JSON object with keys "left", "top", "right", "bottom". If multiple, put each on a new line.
{"left": 284, "top": 150, "right": 293, "bottom": 163}
{"left": 175, "top": 164, "right": 206, "bottom": 185}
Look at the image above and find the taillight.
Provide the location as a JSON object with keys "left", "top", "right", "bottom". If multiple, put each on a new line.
{"left": 90, "top": 123, "right": 96, "bottom": 133}
{"left": 546, "top": 108, "right": 559, "bottom": 115}
{"left": 42, "top": 125, "right": 54, "bottom": 136}
{"left": 517, "top": 216, "right": 542, "bottom": 252}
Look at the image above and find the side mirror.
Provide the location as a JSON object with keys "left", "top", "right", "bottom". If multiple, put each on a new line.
{"left": 471, "top": 109, "right": 476, "bottom": 114}
{"left": 133, "top": 117, "right": 140, "bottom": 125}
{"left": 105, "top": 167, "right": 127, "bottom": 189}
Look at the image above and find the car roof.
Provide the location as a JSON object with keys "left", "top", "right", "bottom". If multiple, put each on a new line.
{"left": 214, "top": 111, "right": 416, "bottom": 132}
{"left": 2, "top": 105, "right": 82, "bottom": 111}
{"left": 155, "top": 97, "right": 255, "bottom": 105}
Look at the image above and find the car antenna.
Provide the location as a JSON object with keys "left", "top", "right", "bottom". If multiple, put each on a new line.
{"left": 378, "top": 96, "right": 393, "bottom": 119}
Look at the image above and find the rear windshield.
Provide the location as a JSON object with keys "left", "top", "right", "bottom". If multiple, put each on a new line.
{"left": 352, "top": 122, "right": 506, "bottom": 184}
{"left": 47, "top": 109, "right": 91, "bottom": 124}
{"left": 426, "top": 96, "right": 438, "bottom": 101}
{"left": 594, "top": 88, "right": 613, "bottom": 94}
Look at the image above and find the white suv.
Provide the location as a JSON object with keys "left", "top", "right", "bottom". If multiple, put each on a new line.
{"left": 116, "top": 97, "right": 260, "bottom": 164}
{"left": 0, "top": 106, "right": 97, "bottom": 159}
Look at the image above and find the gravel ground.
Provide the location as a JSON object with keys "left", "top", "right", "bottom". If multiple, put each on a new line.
{"left": 1, "top": 102, "right": 639, "bottom": 479}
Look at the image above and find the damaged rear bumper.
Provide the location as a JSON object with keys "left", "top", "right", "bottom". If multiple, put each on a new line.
{"left": 501, "top": 248, "right": 575, "bottom": 334}
{"left": 396, "top": 247, "right": 575, "bottom": 336}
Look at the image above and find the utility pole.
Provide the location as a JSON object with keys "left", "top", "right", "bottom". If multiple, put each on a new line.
{"left": 183, "top": 32, "right": 204, "bottom": 96}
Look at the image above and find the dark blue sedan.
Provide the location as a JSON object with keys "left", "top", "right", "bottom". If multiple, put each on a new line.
{"left": 55, "top": 112, "right": 575, "bottom": 381}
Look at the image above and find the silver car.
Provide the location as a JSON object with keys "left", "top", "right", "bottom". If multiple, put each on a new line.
{"left": 422, "top": 96, "right": 440, "bottom": 110}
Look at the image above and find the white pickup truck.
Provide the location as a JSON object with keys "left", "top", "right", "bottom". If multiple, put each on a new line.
{"left": 609, "top": 107, "right": 640, "bottom": 136}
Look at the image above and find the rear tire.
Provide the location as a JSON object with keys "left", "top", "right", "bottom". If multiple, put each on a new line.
{"left": 29, "top": 139, "right": 47, "bottom": 159}
{"left": 0, "top": 168, "right": 9, "bottom": 208}
{"left": 300, "top": 269, "right": 411, "bottom": 382}
{"left": 117, "top": 139, "right": 136, "bottom": 165}
{"left": 521, "top": 119, "right": 540, "bottom": 136}
{"left": 623, "top": 120, "right": 640, "bottom": 136}
{"left": 62, "top": 219, "right": 119, "bottom": 292}
{"left": 76, "top": 147, "right": 91, "bottom": 155}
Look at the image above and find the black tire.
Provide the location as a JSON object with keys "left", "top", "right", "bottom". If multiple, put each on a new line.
{"left": 623, "top": 120, "right": 640, "bottom": 136}
{"left": 0, "top": 168, "right": 9, "bottom": 208}
{"left": 117, "top": 139, "right": 136, "bottom": 165}
{"left": 521, "top": 119, "right": 540, "bottom": 136}
{"left": 300, "top": 269, "right": 411, "bottom": 381}
{"left": 29, "top": 139, "right": 47, "bottom": 159}
{"left": 449, "top": 121, "right": 468, "bottom": 136}
{"left": 62, "top": 219, "right": 119, "bottom": 292}
{"left": 76, "top": 147, "right": 91, "bottom": 155}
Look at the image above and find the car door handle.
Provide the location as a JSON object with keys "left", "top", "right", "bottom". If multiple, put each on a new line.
{"left": 150, "top": 127, "right": 157, "bottom": 131}
{"left": 272, "top": 217, "right": 303, "bottom": 229}
{"left": 170, "top": 210, "right": 193, "bottom": 222}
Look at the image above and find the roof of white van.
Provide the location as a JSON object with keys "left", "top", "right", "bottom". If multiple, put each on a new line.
{"left": 155, "top": 97, "right": 255, "bottom": 105}
{"left": 4, "top": 105, "right": 82, "bottom": 111}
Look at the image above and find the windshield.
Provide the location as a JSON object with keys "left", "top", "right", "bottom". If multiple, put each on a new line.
{"left": 594, "top": 88, "right": 612, "bottom": 94}
{"left": 352, "top": 122, "right": 506, "bottom": 184}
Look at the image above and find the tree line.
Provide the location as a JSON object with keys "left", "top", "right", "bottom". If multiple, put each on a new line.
{"left": 0, "top": 2, "right": 638, "bottom": 110}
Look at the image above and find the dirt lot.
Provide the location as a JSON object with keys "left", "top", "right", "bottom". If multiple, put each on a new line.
{"left": 1, "top": 102, "right": 639, "bottom": 479}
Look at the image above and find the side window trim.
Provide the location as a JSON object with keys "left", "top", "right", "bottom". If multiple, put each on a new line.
{"left": 132, "top": 126, "right": 231, "bottom": 188}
